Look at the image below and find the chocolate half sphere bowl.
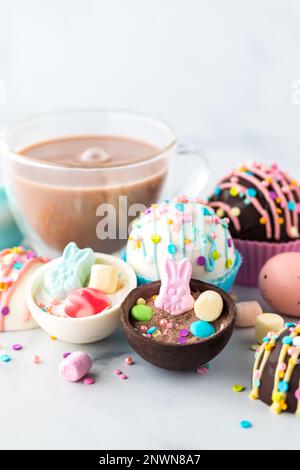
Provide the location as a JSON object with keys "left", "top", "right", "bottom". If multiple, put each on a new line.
{"left": 121, "top": 280, "right": 236, "bottom": 371}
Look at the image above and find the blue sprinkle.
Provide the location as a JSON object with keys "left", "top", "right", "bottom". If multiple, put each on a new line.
{"left": 282, "top": 336, "right": 293, "bottom": 345}
{"left": 203, "top": 207, "right": 213, "bottom": 216}
{"left": 285, "top": 322, "right": 296, "bottom": 328}
{"left": 240, "top": 420, "right": 252, "bottom": 429}
{"left": 214, "top": 187, "right": 221, "bottom": 196}
{"left": 0, "top": 354, "right": 11, "bottom": 363}
{"left": 13, "top": 262, "right": 23, "bottom": 270}
{"left": 168, "top": 244, "right": 177, "bottom": 255}
{"left": 278, "top": 381, "right": 289, "bottom": 393}
{"left": 175, "top": 203, "right": 184, "bottom": 212}
{"left": 262, "top": 336, "right": 270, "bottom": 343}
{"left": 245, "top": 171, "right": 254, "bottom": 176}
{"left": 254, "top": 379, "right": 261, "bottom": 388}
{"left": 147, "top": 326, "right": 157, "bottom": 335}
{"left": 246, "top": 188, "right": 257, "bottom": 198}
{"left": 287, "top": 201, "right": 296, "bottom": 211}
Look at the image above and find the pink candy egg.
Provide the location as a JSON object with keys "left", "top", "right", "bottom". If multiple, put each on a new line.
{"left": 259, "top": 252, "right": 300, "bottom": 317}
{"left": 64, "top": 287, "right": 111, "bottom": 318}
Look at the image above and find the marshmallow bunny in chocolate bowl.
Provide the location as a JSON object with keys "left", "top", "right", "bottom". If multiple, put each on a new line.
{"left": 121, "top": 256, "right": 236, "bottom": 370}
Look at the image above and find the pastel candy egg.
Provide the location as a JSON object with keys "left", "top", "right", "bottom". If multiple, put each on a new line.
{"left": 64, "top": 288, "right": 111, "bottom": 318}
{"left": 259, "top": 252, "right": 300, "bottom": 317}
{"left": 190, "top": 320, "right": 216, "bottom": 338}
{"left": 194, "top": 290, "right": 223, "bottom": 322}
{"left": 130, "top": 304, "right": 153, "bottom": 322}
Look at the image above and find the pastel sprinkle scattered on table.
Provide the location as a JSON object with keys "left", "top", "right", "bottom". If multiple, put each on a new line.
{"left": 124, "top": 356, "right": 134, "bottom": 365}
{"left": 113, "top": 369, "right": 122, "bottom": 375}
{"left": 120, "top": 374, "right": 128, "bottom": 380}
{"left": 83, "top": 376, "right": 95, "bottom": 385}
{"left": 12, "top": 343, "right": 23, "bottom": 351}
{"left": 240, "top": 420, "right": 252, "bottom": 429}
{"left": 0, "top": 354, "right": 12, "bottom": 363}
{"left": 32, "top": 355, "right": 41, "bottom": 364}
{"left": 232, "top": 384, "right": 245, "bottom": 392}
{"left": 50, "top": 336, "right": 57, "bottom": 341}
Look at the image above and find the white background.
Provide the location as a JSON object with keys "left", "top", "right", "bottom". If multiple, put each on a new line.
{"left": 0, "top": 0, "right": 300, "bottom": 450}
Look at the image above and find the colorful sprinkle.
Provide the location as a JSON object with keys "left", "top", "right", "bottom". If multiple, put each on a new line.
{"left": 151, "top": 234, "right": 161, "bottom": 244}
{"left": 32, "top": 355, "right": 41, "bottom": 364}
{"left": 114, "top": 369, "right": 122, "bottom": 375}
{"left": 196, "top": 366, "right": 209, "bottom": 375}
{"left": 50, "top": 336, "right": 57, "bottom": 341}
{"left": 229, "top": 187, "right": 239, "bottom": 197}
{"left": 295, "top": 388, "right": 300, "bottom": 400}
{"left": 214, "top": 187, "right": 221, "bottom": 196}
{"left": 63, "top": 352, "right": 71, "bottom": 358}
{"left": 120, "top": 374, "right": 128, "bottom": 380}
{"left": 0, "top": 354, "right": 11, "bottom": 363}
{"left": 287, "top": 201, "right": 296, "bottom": 211}
{"left": 175, "top": 203, "right": 184, "bottom": 212}
{"left": 282, "top": 336, "right": 293, "bottom": 345}
{"left": 13, "top": 262, "right": 23, "bottom": 270}
{"left": 1, "top": 306, "right": 9, "bottom": 316}
{"left": 246, "top": 188, "right": 257, "bottom": 197}
{"left": 278, "top": 380, "right": 289, "bottom": 393}
{"left": 196, "top": 256, "right": 206, "bottom": 266}
{"left": 12, "top": 344, "right": 22, "bottom": 351}
{"left": 125, "top": 356, "right": 134, "bottom": 365}
{"left": 177, "top": 337, "right": 187, "bottom": 344}
{"left": 232, "top": 384, "right": 245, "bottom": 393}
{"left": 259, "top": 217, "right": 267, "bottom": 225}
{"left": 136, "top": 298, "right": 146, "bottom": 305}
{"left": 240, "top": 420, "right": 252, "bottom": 429}
{"left": 179, "top": 329, "right": 189, "bottom": 337}
{"left": 168, "top": 244, "right": 177, "bottom": 255}
{"left": 230, "top": 207, "right": 241, "bottom": 217}
{"left": 211, "top": 250, "right": 220, "bottom": 260}
{"left": 83, "top": 376, "right": 95, "bottom": 385}
{"left": 147, "top": 326, "right": 157, "bottom": 335}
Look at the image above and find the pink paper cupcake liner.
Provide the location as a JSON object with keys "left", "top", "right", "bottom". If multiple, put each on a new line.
{"left": 234, "top": 238, "right": 300, "bottom": 287}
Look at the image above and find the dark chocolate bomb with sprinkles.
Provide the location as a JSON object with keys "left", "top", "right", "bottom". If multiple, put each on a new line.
{"left": 208, "top": 161, "right": 300, "bottom": 286}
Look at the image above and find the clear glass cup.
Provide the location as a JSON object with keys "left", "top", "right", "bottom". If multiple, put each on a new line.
{"left": 0, "top": 109, "right": 208, "bottom": 256}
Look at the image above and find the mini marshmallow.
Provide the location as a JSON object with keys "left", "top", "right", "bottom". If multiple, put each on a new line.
{"left": 235, "top": 301, "right": 263, "bottom": 328}
{"left": 59, "top": 351, "right": 92, "bottom": 382}
{"left": 194, "top": 290, "right": 223, "bottom": 322}
{"left": 255, "top": 313, "right": 284, "bottom": 344}
{"left": 88, "top": 264, "right": 119, "bottom": 294}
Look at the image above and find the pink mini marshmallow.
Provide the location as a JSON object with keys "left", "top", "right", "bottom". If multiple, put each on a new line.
{"left": 59, "top": 351, "right": 92, "bottom": 382}
{"left": 235, "top": 301, "right": 263, "bottom": 328}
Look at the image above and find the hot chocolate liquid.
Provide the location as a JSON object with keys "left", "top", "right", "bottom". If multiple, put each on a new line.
{"left": 14, "top": 135, "right": 167, "bottom": 253}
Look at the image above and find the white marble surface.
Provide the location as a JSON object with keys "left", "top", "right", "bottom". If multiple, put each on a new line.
{"left": 0, "top": 284, "right": 299, "bottom": 451}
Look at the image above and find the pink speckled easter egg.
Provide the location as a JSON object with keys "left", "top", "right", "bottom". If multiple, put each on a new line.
{"left": 259, "top": 252, "right": 300, "bottom": 317}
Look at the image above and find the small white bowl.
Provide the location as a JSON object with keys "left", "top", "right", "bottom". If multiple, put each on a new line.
{"left": 26, "top": 252, "right": 137, "bottom": 344}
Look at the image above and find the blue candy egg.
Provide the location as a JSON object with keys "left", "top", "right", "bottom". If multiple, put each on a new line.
{"left": 190, "top": 320, "right": 216, "bottom": 338}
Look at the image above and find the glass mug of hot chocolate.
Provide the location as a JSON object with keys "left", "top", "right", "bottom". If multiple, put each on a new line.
{"left": 0, "top": 109, "right": 208, "bottom": 256}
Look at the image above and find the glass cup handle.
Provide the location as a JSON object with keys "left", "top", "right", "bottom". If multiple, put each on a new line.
{"left": 161, "top": 141, "right": 210, "bottom": 201}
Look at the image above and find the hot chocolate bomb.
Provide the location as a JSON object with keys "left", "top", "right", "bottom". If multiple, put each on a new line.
{"left": 250, "top": 324, "right": 300, "bottom": 415}
{"left": 208, "top": 161, "right": 300, "bottom": 242}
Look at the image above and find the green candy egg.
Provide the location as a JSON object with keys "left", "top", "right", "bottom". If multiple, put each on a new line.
{"left": 130, "top": 304, "right": 153, "bottom": 322}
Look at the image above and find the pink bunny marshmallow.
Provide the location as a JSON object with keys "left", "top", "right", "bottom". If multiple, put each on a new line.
{"left": 154, "top": 257, "right": 195, "bottom": 316}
